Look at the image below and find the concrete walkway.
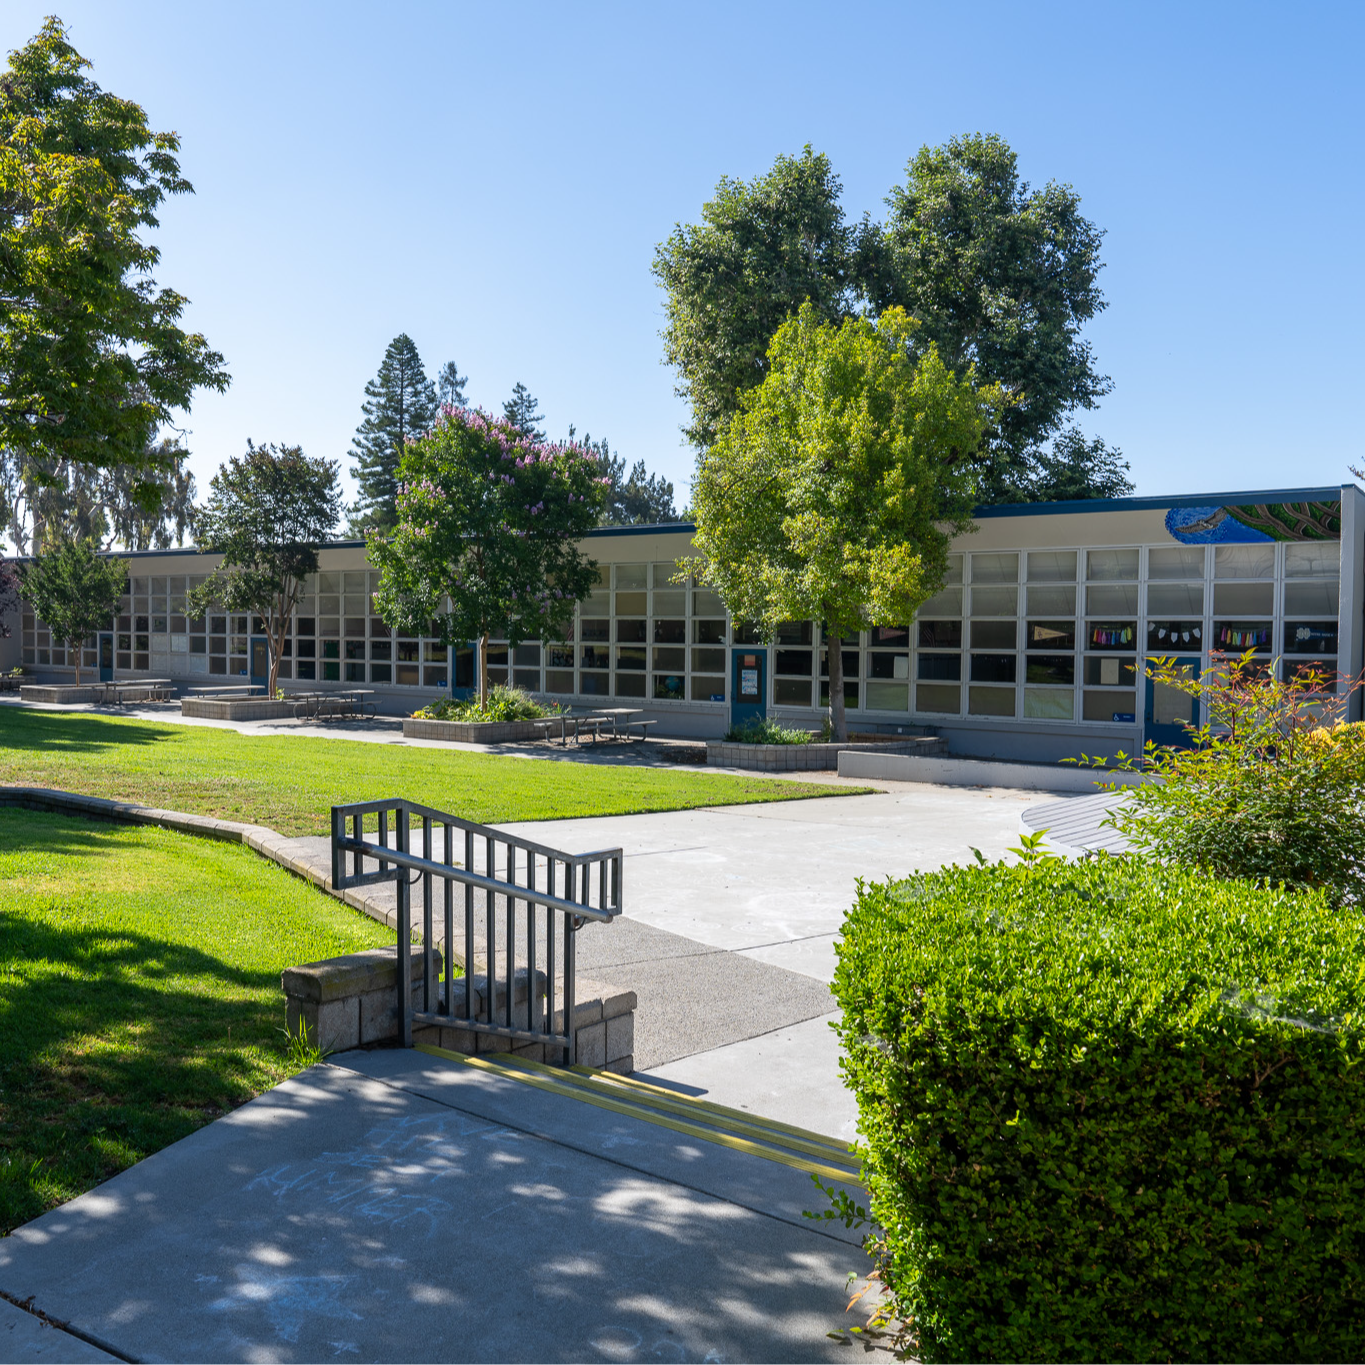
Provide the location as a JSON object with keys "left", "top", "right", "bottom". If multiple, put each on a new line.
{"left": 1019, "top": 789, "right": 1132, "bottom": 856}
{"left": 0, "top": 1049, "right": 884, "bottom": 1364}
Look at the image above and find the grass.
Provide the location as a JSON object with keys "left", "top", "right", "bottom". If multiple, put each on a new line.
{"left": 0, "top": 708, "right": 856, "bottom": 837}
{"left": 0, "top": 808, "right": 393, "bottom": 1235}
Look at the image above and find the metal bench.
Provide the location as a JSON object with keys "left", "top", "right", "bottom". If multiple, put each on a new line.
{"left": 623, "top": 719, "right": 659, "bottom": 742}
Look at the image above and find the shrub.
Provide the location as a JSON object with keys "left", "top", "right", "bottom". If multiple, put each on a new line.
{"left": 723, "top": 716, "right": 814, "bottom": 744}
{"left": 1092, "top": 653, "right": 1365, "bottom": 906}
{"left": 411, "top": 685, "right": 562, "bottom": 724}
{"left": 831, "top": 855, "right": 1365, "bottom": 1362}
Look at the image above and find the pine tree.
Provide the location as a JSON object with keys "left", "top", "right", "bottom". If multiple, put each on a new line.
{"left": 568, "top": 427, "right": 676, "bottom": 526}
{"left": 348, "top": 334, "right": 437, "bottom": 533}
{"left": 502, "top": 383, "right": 545, "bottom": 440}
{"left": 436, "top": 360, "right": 469, "bottom": 409}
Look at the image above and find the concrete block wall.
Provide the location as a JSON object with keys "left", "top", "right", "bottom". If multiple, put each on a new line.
{"left": 282, "top": 947, "right": 636, "bottom": 1073}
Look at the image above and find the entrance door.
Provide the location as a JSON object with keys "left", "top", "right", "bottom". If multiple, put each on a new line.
{"left": 250, "top": 638, "right": 269, "bottom": 687}
{"left": 730, "top": 649, "right": 766, "bottom": 729}
{"left": 1144, "top": 656, "right": 1200, "bottom": 748}
{"left": 98, "top": 633, "right": 114, "bottom": 683}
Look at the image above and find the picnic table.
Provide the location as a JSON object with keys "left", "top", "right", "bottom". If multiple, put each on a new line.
{"left": 100, "top": 679, "right": 174, "bottom": 705}
{"left": 590, "top": 707, "right": 657, "bottom": 741}
{"left": 292, "top": 689, "right": 376, "bottom": 721}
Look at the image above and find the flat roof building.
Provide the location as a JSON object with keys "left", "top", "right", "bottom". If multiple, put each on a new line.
{"left": 5, "top": 483, "right": 1360, "bottom": 761}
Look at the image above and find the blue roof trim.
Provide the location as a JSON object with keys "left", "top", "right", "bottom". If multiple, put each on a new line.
{"left": 973, "top": 486, "right": 1349, "bottom": 518}
{"left": 587, "top": 522, "right": 697, "bottom": 538}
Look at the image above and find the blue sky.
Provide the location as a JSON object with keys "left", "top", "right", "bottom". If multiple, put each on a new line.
{"left": 8, "top": 1, "right": 1363, "bottom": 510}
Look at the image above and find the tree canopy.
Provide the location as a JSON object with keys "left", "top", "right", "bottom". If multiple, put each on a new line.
{"left": 502, "top": 383, "right": 546, "bottom": 441}
{"left": 190, "top": 442, "right": 342, "bottom": 694}
{"left": 19, "top": 538, "right": 127, "bottom": 683}
{"left": 652, "top": 147, "right": 864, "bottom": 452}
{"left": 0, "top": 19, "right": 228, "bottom": 485}
{"left": 1, "top": 438, "right": 197, "bottom": 554}
{"left": 369, "top": 409, "right": 608, "bottom": 707}
{"left": 691, "top": 304, "right": 1000, "bottom": 739}
{"left": 436, "top": 360, "right": 469, "bottom": 409}
{"left": 654, "top": 135, "right": 1127, "bottom": 503}
{"left": 348, "top": 334, "right": 437, "bottom": 534}
{"left": 570, "top": 429, "right": 678, "bottom": 525}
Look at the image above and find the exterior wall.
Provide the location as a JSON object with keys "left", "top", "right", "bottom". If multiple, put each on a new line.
{"left": 4, "top": 488, "right": 1358, "bottom": 758}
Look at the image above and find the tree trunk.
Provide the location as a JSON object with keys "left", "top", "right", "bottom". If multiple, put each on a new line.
{"left": 71, "top": 638, "right": 81, "bottom": 685}
{"left": 479, "top": 632, "right": 489, "bottom": 711}
{"left": 827, "top": 631, "right": 847, "bottom": 742}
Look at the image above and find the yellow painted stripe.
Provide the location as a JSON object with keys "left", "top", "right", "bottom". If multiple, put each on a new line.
{"left": 415, "top": 1044, "right": 865, "bottom": 1188}
{"left": 490, "top": 1052, "right": 853, "bottom": 1164}
{"left": 570, "top": 1063, "right": 858, "bottom": 1156}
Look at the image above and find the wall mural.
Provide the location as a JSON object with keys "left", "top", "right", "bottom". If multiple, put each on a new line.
{"left": 1165, "top": 499, "right": 1342, "bottom": 544}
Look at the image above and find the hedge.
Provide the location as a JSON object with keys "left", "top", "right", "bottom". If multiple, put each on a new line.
{"left": 832, "top": 858, "right": 1365, "bottom": 1362}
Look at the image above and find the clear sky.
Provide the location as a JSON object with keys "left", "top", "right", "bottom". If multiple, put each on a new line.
{"left": 7, "top": 1, "right": 1363, "bottom": 512}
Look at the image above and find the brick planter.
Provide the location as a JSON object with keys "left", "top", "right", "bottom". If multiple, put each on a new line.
{"left": 282, "top": 945, "right": 635, "bottom": 1072}
{"left": 180, "top": 697, "right": 295, "bottom": 721}
{"left": 19, "top": 683, "right": 106, "bottom": 704}
{"left": 706, "top": 735, "right": 947, "bottom": 771}
{"left": 402, "top": 717, "right": 550, "bottom": 744}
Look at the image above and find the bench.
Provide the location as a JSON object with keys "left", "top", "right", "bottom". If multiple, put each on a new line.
{"left": 623, "top": 719, "right": 659, "bottom": 742}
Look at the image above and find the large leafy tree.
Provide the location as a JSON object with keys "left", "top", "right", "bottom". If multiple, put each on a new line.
{"left": 870, "top": 133, "right": 1114, "bottom": 501}
{"left": 655, "top": 136, "right": 1123, "bottom": 503}
{"left": 369, "top": 409, "right": 608, "bottom": 708}
{"left": 0, "top": 19, "right": 228, "bottom": 488}
{"left": 348, "top": 334, "right": 437, "bottom": 534}
{"left": 691, "top": 304, "right": 1000, "bottom": 741}
{"left": 1, "top": 438, "right": 196, "bottom": 553}
{"left": 190, "top": 443, "right": 342, "bottom": 695}
{"left": 19, "top": 538, "right": 127, "bottom": 683}
{"left": 652, "top": 146, "right": 864, "bottom": 451}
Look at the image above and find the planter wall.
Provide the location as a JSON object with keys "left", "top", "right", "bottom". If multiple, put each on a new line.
{"left": 403, "top": 717, "right": 550, "bottom": 744}
{"left": 707, "top": 735, "right": 947, "bottom": 772}
{"left": 19, "top": 684, "right": 105, "bottom": 704}
{"left": 180, "top": 697, "right": 295, "bottom": 722}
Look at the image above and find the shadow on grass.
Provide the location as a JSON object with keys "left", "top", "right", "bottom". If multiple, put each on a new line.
{"left": 0, "top": 707, "right": 179, "bottom": 755}
{"left": 0, "top": 912, "right": 290, "bottom": 1235}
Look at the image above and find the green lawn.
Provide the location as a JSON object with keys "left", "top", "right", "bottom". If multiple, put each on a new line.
{"left": 0, "top": 708, "right": 853, "bottom": 836}
{"left": 0, "top": 808, "right": 393, "bottom": 1235}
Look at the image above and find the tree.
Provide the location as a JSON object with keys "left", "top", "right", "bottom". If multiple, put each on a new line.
{"left": 654, "top": 136, "right": 1117, "bottom": 505}
{"left": 691, "top": 304, "right": 1000, "bottom": 741}
{"left": 1, "top": 438, "right": 197, "bottom": 553}
{"left": 870, "top": 134, "right": 1111, "bottom": 501}
{"left": 0, "top": 20, "right": 229, "bottom": 485}
{"left": 1021, "top": 427, "right": 1133, "bottom": 502}
{"left": 190, "top": 442, "right": 342, "bottom": 695}
{"left": 18, "top": 539, "right": 127, "bottom": 683}
{"left": 436, "top": 361, "right": 470, "bottom": 409}
{"left": 369, "top": 409, "right": 608, "bottom": 709}
{"left": 0, "top": 557, "right": 18, "bottom": 639}
{"left": 569, "top": 429, "right": 678, "bottom": 525}
{"left": 652, "top": 146, "right": 864, "bottom": 450}
{"left": 348, "top": 334, "right": 437, "bottom": 534}
{"left": 502, "top": 383, "right": 545, "bottom": 441}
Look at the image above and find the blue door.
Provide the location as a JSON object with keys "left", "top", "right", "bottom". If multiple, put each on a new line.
{"left": 730, "top": 649, "right": 766, "bottom": 729}
{"left": 1144, "top": 656, "right": 1200, "bottom": 748}
{"left": 250, "top": 638, "right": 269, "bottom": 687}
{"left": 98, "top": 633, "right": 114, "bottom": 683}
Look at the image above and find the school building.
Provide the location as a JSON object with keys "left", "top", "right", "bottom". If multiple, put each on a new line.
{"left": 5, "top": 484, "right": 1360, "bottom": 762}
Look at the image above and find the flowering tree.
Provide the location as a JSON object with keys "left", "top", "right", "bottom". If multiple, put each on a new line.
{"left": 369, "top": 408, "right": 609, "bottom": 709}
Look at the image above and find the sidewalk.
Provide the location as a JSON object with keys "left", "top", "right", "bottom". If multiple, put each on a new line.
{"left": 0, "top": 1049, "right": 885, "bottom": 1364}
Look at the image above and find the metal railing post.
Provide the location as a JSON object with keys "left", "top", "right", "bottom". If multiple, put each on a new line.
{"left": 397, "top": 805, "right": 411, "bottom": 1048}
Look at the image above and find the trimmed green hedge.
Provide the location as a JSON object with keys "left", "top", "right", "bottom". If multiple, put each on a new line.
{"left": 833, "top": 858, "right": 1365, "bottom": 1362}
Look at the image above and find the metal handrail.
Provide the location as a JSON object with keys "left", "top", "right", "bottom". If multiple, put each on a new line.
{"left": 330, "top": 797, "right": 622, "bottom": 1062}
